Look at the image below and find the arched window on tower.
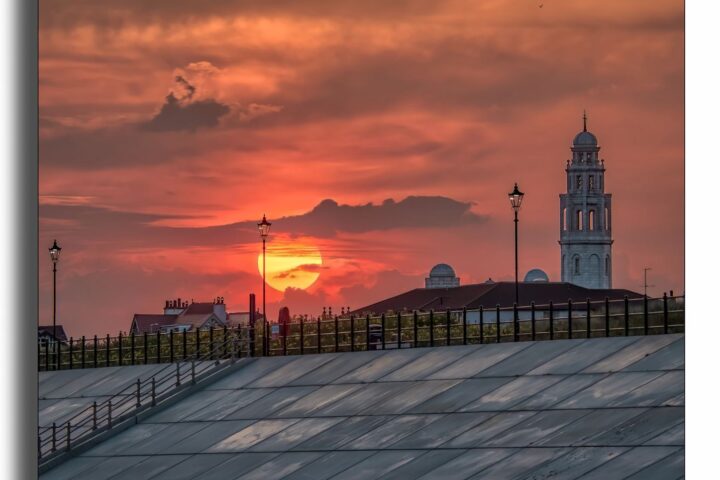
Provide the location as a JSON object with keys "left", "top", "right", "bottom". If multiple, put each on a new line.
{"left": 576, "top": 175, "right": 583, "bottom": 190}
{"left": 589, "top": 210, "right": 595, "bottom": 231}
{"left": 589, "top": 176, "right": 595, "bottom": 191}
{"left": 563, "top": 208, "right": 567, "bottom": 231}
{"left": 574, "top": 256, "right": 580, "bottom": 275}
{"left": 605, "top": 255, "right": 610, "bottom": 276}
{"left": 605, "top": 207, "right": 610, "bottom": 230}
{"left": 577, "top": 210, "right": 583, "bottom": 231}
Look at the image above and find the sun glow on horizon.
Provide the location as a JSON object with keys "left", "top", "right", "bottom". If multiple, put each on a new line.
{"left": 258, "top": 241, "right": 323, "bottom": 291}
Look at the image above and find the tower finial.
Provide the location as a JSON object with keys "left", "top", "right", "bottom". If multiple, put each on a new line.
{"left": 582, "top": 110, "right": 587, "bottom": 132}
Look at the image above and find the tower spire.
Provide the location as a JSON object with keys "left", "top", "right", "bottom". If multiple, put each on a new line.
{"left": 582, "top": 110, "right": 587, "bottom": 132}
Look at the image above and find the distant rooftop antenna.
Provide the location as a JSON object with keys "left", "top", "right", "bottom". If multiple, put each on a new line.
{"left": 583, "top": 110, "right": 588, "bottom": 132}
{"left": 643, "top": 267, "right": 655, "bottom": 297}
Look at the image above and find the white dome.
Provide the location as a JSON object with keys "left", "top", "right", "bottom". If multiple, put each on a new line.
{"left": 524, "top": 268, "right": 550, "bottom": 283}
{"left": 429, "top": 263, "right": 456, "bottom": 278}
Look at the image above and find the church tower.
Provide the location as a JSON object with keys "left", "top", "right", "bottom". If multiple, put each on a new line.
{"left": 560, "top": 113, "right": 613, "bottom": 288}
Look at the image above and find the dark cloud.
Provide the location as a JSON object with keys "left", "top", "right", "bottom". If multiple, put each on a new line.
{"left": 40, "top": 195, "right": 487, "bottom": 250}
{"left": 142, "top": 92, "right": 230, "bottom": 132}
{"left": 274, "top": 264, "right": 325, "bottom": 279}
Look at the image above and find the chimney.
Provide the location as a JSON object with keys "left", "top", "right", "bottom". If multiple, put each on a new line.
{"left": 670, "top": 290, "right": 674, "bottom": 297}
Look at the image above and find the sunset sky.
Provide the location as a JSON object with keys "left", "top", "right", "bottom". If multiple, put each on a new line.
{"left": 39, "top": 0, "right": 684, "bottom": 337}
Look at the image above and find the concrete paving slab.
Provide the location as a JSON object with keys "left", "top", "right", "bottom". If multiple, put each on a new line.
{"left": 346, "top": 414, "right": 444, "bottom": 449}
{"left": 486, "top": 409, "right": 591, "bottom": 447}
{"left": 390, "top": 412, "right": 494, "bottom": 448}
{"left": 587, "top": 407, "right": 685, "bottom": 446}
{"left": 378, "top": 450, "right": 468, "bottom": 480}
{"left": 236, "top": 451, "right": 324, "bottom": 480}
{"left": 224, "top": 386, "right": 318, "bottom": 419}
{"left": 116, "top": 422, "right": 210, "bottom": 455}
{"left": 511, "top": 374, "right": 605, "bottom": 410}
{"left": 527, "top": 336, "right": 639, "bottom": 375}
{"left": 273, "top": 384, "right": 363, "bottom": 418}
{"left": 206, "top": 419, "right": 301, "bottom": 452}
{"left": 206, "top": 356, "right": 297, "bottom": 390}
{"left": 536, "top": 408, "right": 648, "bottom": 447}
{"left": 378, "top": 346, "right": 478, "bottom": 381}
{"left": 160, "top": 420, "right": 255, "bottom": 454}
{"left": 248, "top": 417, "right": 345, "bottom": 452}
{"left": 574, "top": 446, "right": 680, "bottom": 480}
{"left": 477, "top": 339, "right": 582, "bottom": 377}
{"left": 245, "top": 354, "right": 337, "bottom": 388}
{"left": 143, "top": 390, "right": 231, "bottom": 423}
{"left": 43, "top": 456, "right": 151, "bottom": 480}
{"left": 283, "top": 451, "right": 377, "bottom": 480}
{"left": 466, "top": 447, "right": 568, "bottom": 479}
{"left": 426, "top": 342, "right": 531, "bottom": 380}
{"left": 514, "top": 446, "right": 628, "bottom": 480}
{"left": 39, "top": 456, "right": 108, "bottom": 480}
{"left": 416, "top": 448, "right": 514, "bottom": 480}
{"left": 106, "top": 454, "right": 189, "bottom": 480}
{"left": 147, "top": 453, "right": 236, "bottom": 480}
{"left": 293, "top": 415, "right": 391, "bottom": 451}
{"left": 645, "top": 422, "right": 684, "bottom": 446}
{"left": 556, "top": 372, "right": 665, "bottom": 408}
{"left": 329, "top": 450, "right": 424, "bottom": 480}
{"left": 312, "top": 382, "right": 408, "bottom": 416}
{"left": 583, "top": 335, "right": 680, "bottom": 373}
{"left": 186, "top": 388, "right": 274, "bottom": 421}
{"left": 360, "top": 379, "right": 461, "bottom": 415}
{"left": 331, "top": 349, "right": 428, "bottom": 384}
{"left": 199, "top": 453, "right": 281, "bottom": 480}
{"left": 608, "top": 371, "right": 685, "bottom": 407}
{"left": 624, "top": 448, "right": 684, "bottom": 480}
{"left": 410, "top": 377, "right": 512, "bottom": 414}
{"left": 460, "top": 375, "right": 565, "bottom": 411}
{"left": 287, "top": 351, "right": 379, "bottom": 386}
{"left": 82, "top": 423, "right": 172, "bottom": 456}
{"left": 622, "top": 337, "right": 684, "bottom": 372}
{"left": 444, "top": 411, "right": 537, "bottom": 448}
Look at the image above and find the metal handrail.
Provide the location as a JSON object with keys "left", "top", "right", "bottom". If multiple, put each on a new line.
{"left": 38, "top": 327, "right": 245, "bottom": 460}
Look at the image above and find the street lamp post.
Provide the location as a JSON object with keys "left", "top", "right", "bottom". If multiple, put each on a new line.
{"left": 49, "top": 240, "right": 62, "bottom": 344}
{"left": 508, "top": 184, "right": 525, "bottom": 306}
{"left": 258, "top": 215, "right": 272, "bottom": 355}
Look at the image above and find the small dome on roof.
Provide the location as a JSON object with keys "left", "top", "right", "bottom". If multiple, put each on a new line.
{"left": 524, "top": 268, "right": 550, "bottom": 283}
{"left": 573, "top": 130, "right": 597, "bottom": 147}
{"left": 429, "top": 263, "right": 456, "bottom": 277}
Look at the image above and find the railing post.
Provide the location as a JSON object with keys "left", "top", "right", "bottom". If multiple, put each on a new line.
{"left": 51, "top": 423, "right": 56, "bottom": 452}
{"left": 92, "top": 401, "right": 97, "bottom": 430}
{"left": 223, "top": 326, "right": 228, "bottom": 358}
{"left": 462, "top": 308, "right": 467, "bottom": 345}
{"left": 130, "top": 332, "right": 135, "bottom": 365}
{"left": 66, "top": 422, "right": 71, "bottom": 452}
{"left": 176, "top": 362, "right": 181, "bottom": 387}
{"left": 381, "top": 313, "right": 386, "bottom": 350}
{"left": 397, "top": 312, "right": 402, "bottom": 349}
{"left": 531, "top": 302, "right": 536, "bottom": 341}
{"left": 586, "top": 298, "right": 591, "bottom": 338}
{"left": 106, "top": 334, "right": 110, "bottom": 367}
{"left": 157, "top": 331, "right": 162, "bottom": 363}
{"left": 605, "top": 297, "right": 610, "bottom": 337}
{"left": 567, "top": 299, "right": 573, "bottom": 339}
{"left": 136, "top": 379, "right": 141, "bottom": 408}
{"left": 350, "top": 316, "right": 355, "bottom": 352}
{"left": 429, "top": 310, "right": 434, "bottom": 347}
{"left": 479, "top": 306, "right": 484, "bottom": 344}
{"left": 191, "top": 361, "right": 196, "bottom": 384}
{"left": 45, "top": 339, "right": 50, "bottom": 372}
{"left": 413, "top": 311, "right": 418, "bottom": 348}
{"left": 151, "top": 378, "right": 156, "bottom": 406}
{"left": 68, "top": 337, "right": 73, "bottom": 369}
{"left": 513, "top": 303, "right": 518, "bottom": 342}
{"left": 299, "top": 318, "right": 304, "bottom": 355}
{"left": 169, "top": 330, "right": 174, "bottom": 363}
{"left": 643, "top": 295, "right": 649, "bottom": 335}
{"left": 624, "top": 295, "right": 630, "bottom": 336}
{"left": 81, "top": 335, "right": 86, "bottom": 368}
{"left": 663, "top": 293, "right": 669, "bottom": 334}
{"left": 282, "top": 323, "right": 287, "bottom": 356}
{"left": 93, "top": 335, "right": 98, "bottom": 369}
{"left": 445, "top": 309, "right": 451, "bottom": 346}
{"left": 334, "top": 315, "right": 339, "bottom": 352}
{"left": 549, "top": 301, "right": 554, "bottom": 340}
{"left": 366, "top": 315, "right": 370, "bottom": 350}
{"left": 183, "top": 329, "right": 187, "bottom": 360}
{"left": 57, "top": 339, "right": 61, "bottom": 371}
{"left": 195, "top": 329, "right": 200, "bottom": 360}
{"left": 317, "top": 318, "right": 322, "bottom": 354}
{"left": 117, "top": 333, "right": 122, "bottom": 367}
{"left": 495, "top": 305, "right": 501, "bottom": 343}
{"left": 209, "top": 328, "right": 214, "bottom": 359}
{"left": 107, "top": 402, "right": 112, "bottom": 428}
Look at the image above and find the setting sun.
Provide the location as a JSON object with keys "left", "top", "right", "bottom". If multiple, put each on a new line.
{"left": 258, "top": 242, "right": 323, "bottom": 292}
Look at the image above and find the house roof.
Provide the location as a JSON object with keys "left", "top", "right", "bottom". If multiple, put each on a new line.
{"left": 132, "top": 314, "right": 178, "bottom": 333}
{"left": 182, "top": 302, "right": 216, "bottom": 315}
{"left": 353, "top": 281, "right": 643, "bottom": 315}
{"left": 38, "top": 325, "right": 68, "bottom": 342}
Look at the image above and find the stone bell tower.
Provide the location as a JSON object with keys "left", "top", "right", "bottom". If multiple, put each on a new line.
{"left": 559, "top": 113, "right": 613, "bottom": 289}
